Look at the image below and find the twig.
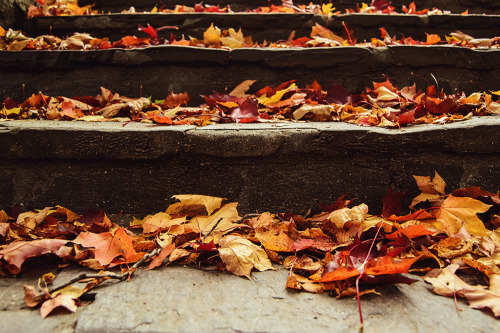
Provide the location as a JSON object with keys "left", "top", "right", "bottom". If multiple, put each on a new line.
{"left": 203, "top": 218, "right": 223, "bottom": 240}
{"left": 47, "top": 248, "right": 162, "bottom": 295}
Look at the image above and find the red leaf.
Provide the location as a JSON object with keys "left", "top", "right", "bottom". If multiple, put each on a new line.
{"left": 381, "top": 186, "right": 406, "bottom": 218}
{"left": 138, "top": 24, "right": 157, "bottom": 39}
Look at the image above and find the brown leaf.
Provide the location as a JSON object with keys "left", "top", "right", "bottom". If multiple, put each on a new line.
{"left": 411, "top": 171, "right": 446, "bottom": 208}
{"left": 139, "top": 213, "right": 186, "bottom": 234}
{"left": 218, "top": 235, "right": 273, "bottom": 279}
{"left": 229, "top": 80, "right": 256, "bottom": 98}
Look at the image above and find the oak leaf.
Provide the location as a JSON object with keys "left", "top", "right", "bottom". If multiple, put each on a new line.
{"left": 218, "top": 235, "right": 273, "bottom": 279}
{"left": 436, "top": 195, "right": 491, "bottom": 236}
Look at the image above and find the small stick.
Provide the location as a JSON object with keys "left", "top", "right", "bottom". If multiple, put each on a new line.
{"left": 48, "top": 248, "right": 162, "bottom": 294}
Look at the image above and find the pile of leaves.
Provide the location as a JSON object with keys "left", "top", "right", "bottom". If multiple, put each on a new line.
{"left": 2, "top": 22, "right": 499, "bottom": 51}
{"left": 26, "top": 0, "right": 452, "bottom": 17}
{"left": 1, "top": 79, "right": 499, "bottom": 128}
{"left": 0, "top": 173, "right": 499, "bottom": 324}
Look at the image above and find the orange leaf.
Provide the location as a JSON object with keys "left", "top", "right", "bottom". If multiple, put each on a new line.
{"left": 364, "top": 256, "right": 420, "bottom": 275}
{"left": 74, "top": 228, "right": 137, "bottom": 266}
{"left": 148, "top": 244, "right": 175, "bottom": 270}
{"left": 425, "top": 34, "right": 441, "bottom": 45}
{"left": 316, "top": 266, "right": 360, "bottom": 282}
{"left": 385, "top": 225, "right": 434, "bottom": 240}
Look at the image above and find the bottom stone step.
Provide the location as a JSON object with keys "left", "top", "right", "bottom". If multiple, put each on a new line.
{"left": 1, "top": 118, "right": 499, "bottom": 214}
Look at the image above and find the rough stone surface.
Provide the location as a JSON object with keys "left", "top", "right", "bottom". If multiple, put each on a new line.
{"left": 0, "top": 0, "right": 34, "bottom": 29}
{"left": 1, "top": 46, "right": 499, "bottom": 101}
{"left": 24, "top": 13, "right": 500, "bottom": 42}
{"left": 0, "top": 265, "right": 498, "bottom": 333}
{"left": 1, "top": 118, "right": 499, "bottom": 215}
{"left": 78, "top": 0, "right": 500, "bottom": 14}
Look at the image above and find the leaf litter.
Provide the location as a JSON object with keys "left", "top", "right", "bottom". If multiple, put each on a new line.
{"left": 1, "top": 79, "right": 499, "bottom": 127}
{"left": 1, "top": 172, "right": 500, "bottom": 326}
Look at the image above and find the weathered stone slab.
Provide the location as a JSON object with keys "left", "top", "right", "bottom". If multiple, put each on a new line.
{"left": 1, "top": 265, "right": 498, "bottom": 333}
{"left": 1, "top": 118, "right": 499, "bottom": 214}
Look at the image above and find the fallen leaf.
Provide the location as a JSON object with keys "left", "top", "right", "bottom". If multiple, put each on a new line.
{"left": 166, "top": 195, "right": 223, "bottom": 216}
{"left": 436, "top": 195, "right": 491, "bottom": 236}
{"left": 218, "top": 235, "right": 273, "bottom": 279}
{"left": 0, "top": 239, "right": 69, "bottom": 274}
{"left": 73, "top": 228, "right": 137, "bottom": 266}
{"left": 40, "top": 293, "right": 78, "bottom": 318}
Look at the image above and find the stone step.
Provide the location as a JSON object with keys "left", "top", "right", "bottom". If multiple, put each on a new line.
{"left": 79, "top": 0, "right": 500, "bottom": 14}
{"left": 24, "top": 13, "right": 500, "bottom": 42}
{"left": 1, "top": 118, "right": 499, "bottom": 215}
{"left": 1, "top": 46, "right": 498, "bottom": 102}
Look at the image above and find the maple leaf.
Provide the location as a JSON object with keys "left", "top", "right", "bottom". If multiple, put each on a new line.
{"left": 218, "top": 235, "right": 273, "bottom": 279}
{"left": 381, "top": 186, "right": 407, "bottom": 218}
{"left": 166, "top": 194, "right": 223, "bottom": 216}
{"left": 411, "top": 171, "right": 446, "bottom": 208}
{"left": 0, "top": 239, "right": 69, "bottom": 274}
{"left": 255, "top": 227, "right": 295, "bottom": 252}
{"left": 220, "top": 28, "right": 246, "bottom": 48}
{"left": 40, "top": 293, "right": 78, "bottom": 318}
{"left": 186, "top": 202, "right": 242, "bottom": 239}
{"left": 424, "top": 264, "right": 500, "bottom": 317}
{"left": 138, "top": 213, "right": 186, "bottom": 234}
{"left": 203, "top": 23, "right": 221, "bottom": 47}
{"left": 229, "top": 80, "right": 256, "bottom": 98}
{"left": 436, "top": 195, "right": 491, "bottom": 236}
{"left": 148, "top": 244, "right": 175, "bottom": 270}
{"left": 73, "top": 227, "right": 137, "bottom": 266}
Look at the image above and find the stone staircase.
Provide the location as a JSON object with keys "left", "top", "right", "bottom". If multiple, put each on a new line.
{"left": 1, "top": 0, "right": 500, "bottom": 215}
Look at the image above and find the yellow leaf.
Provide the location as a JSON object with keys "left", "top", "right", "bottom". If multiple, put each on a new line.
{"left": 0, "top": 107, "right": 21, "bottom": 117}
{"left": 166, "top": 194, "right": 223, "bottom": 216}
{"left": 220, "top": 28, "right": 245, "bottom": 48}
{"left": 490, "top": 90, "right": 500, "bottom": 96}
{"left": 218, "top": 235, "right": 273, "bottom": 279}
{"left": 436, "top": 195, "right": 491, "bottom": 236}
{"left": 186, "top": 202, "right": 241, "bottom": 237}
{"left": 321, "top": 3, "right": 335, "bottom": 15}
{"left": 203, "top": 23, "right": 221, "bottom": 47}
{"left": 257, "top": 83, "right": 296, "bottom": 106}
